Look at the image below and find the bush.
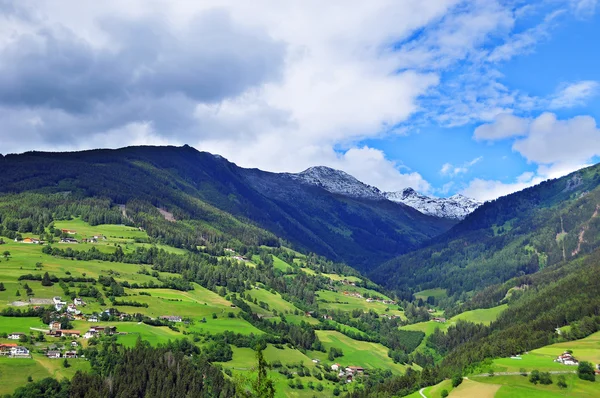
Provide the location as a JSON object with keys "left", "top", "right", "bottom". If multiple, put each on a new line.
{"left": 333, "top": 387, "right": 340, "bottom": 396}
{"left": 539, "top": 372, "right": 552, "bottom": 385}
{"left": 557, "top": 375, "right": 567, "bottom": 389}
{"left": 452, "top": 375, "right": 462, "bottom": 388}
{"left": 578, "top": 361, "right": 596, "bottom": 381}
{"left": 529, "top": 370, "right": 540, "bottom": 384}
{"left": 441, "top": 390, "right": 449, "bottom": 398}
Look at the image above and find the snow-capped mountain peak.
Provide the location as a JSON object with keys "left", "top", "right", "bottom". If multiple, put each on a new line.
{"left": 287, "top": 165, "right": 481, "bottom": 219}
{"left": 288, "top": 166, "right": 383, "bottom": 199}
{"left": 384, "top": 189, "right": 481, "bottom": 220}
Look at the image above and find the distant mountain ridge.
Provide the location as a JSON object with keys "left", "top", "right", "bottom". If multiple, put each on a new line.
{"left": 283, "top": 165, "right": 481, "bottom": 219}
{"left": 0, "top": 145, "right": 455, "bottom": 269}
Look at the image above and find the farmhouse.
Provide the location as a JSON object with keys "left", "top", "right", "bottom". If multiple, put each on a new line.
{"left": 74, "top": 298, "right": 84, "bottom": 306}
{"left": 331, "top": 363, "right": 341, "bottom": 371}
{"left": 346, "top": 366, "right": 364, "bottom": 374}
{"left": 46, "top": 350, "right": 61, "bottom": 359}
{"left": 60, "top": 238, "right": 78, "bottom": 243}
{"left": 61, "top": 229, "right": 77, "bottom": 235}
{"left": 49, "top": 321, "right": 62, "bottom": 331}
{"left": 20, "top": 237, "right": 40, "bottom": 244}
{"left": 64, "top": 351, "right": 78, "bottom": 358}
{"left": 555, "top": 351, "right": 579, "bottom": 366}
{"left": 432, "top": 317, "right": 447, "bottom": 323}
{"left": 10, "top": 346, "right": 30, "bottom": 357}
{"left": 8, "top": 332, "right": 25, "bottom": 340}
{"left": 57, "top": 330, "right": 81, "bottom": 338}
{"left": 160, "top": 315, "right": 182, "bottom": 323}
{"left": 0, "top": 343, "right": 17, "bottom": 355}
{"left": 87, "top": 316, "right": 99, "bottom": 322}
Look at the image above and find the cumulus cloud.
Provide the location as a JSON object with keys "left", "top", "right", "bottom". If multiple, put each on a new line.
{"left": 474, "top": 113, "right": 530, "bottom": 140}
{"left": 464, "top": 112, "right": 600, "bottom": 201}
{"left": 0, "top": 0, "right": 595, "bottom": 198}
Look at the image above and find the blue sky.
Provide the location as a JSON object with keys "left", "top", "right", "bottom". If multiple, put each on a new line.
{"left": 1, "top": 1, "right": 599, "bottom": 201}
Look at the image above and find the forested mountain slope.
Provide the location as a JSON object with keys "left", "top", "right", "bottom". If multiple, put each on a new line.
{"left": 371, "top": 163, "right": 600, "bottom": 298}
{"left": 0, "top": 145, "right": 453, "bottom": 269}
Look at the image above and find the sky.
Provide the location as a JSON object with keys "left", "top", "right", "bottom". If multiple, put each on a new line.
{"left": 0, "top": 0, "right": 599, "bottom": 202}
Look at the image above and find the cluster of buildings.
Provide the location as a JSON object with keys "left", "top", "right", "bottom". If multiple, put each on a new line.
{"left": 0, "top": 343, "right": 30, "bottom": 357}
{"left": 331, "top": 363, "right": 365, "bottom": 383}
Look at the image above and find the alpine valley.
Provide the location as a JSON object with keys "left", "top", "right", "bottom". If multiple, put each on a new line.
{"left": 1, "top": 145, "right": 599, "bottom": 398}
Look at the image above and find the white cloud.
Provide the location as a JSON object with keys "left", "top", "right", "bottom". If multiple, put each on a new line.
{"left": 460, "top": 172, "right": 545, "bottom": 202}
{"left": 512, "top": 112, "right": 600, "bottom": 164}
{"left": 570, "top": 0, "right": 598, "bottom": 17}
{"left": 474, "top": 113, "right": 530, "bottom": 141}
{"left": 549, "top": 80, "right": 599, "bottom": 109}
{"left": 440, "top": 156, "right": 483, "bottom": 176}
{"left": 464, "top": 111, "right": 600, "bottom": 201}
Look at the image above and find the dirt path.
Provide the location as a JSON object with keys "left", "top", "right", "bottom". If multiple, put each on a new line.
{"left": 419, "top": 387, "right": 427, "bottom": 398}
{"left": 472, "top": 370, "right": 576, "bottom": 377}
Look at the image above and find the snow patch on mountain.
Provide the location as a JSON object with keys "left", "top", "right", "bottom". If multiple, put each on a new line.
{"left": 288, "top": 166, "right": 383, "bottom": 199}
{"left": 288, "top": 166, "right": 481, "bottom": 219}
{"left": 384, "top": 188, "right": 481, "bottom": 219}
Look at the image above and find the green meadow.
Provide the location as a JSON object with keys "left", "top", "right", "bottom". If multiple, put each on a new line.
{"left": 414, "top": 288, "right": 447, "bottom": 301}
{"left": 474, "top": 374, "right": 599, "bottom": 397}
{"left": 450, "top": 304, "right": 508, "bottom": 325}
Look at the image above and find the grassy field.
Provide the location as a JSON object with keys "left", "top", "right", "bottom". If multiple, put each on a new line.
{"left": 450, "top": 304, "right": 508, "bottom": 325}
{"left": 316, "top": 290, "right": 405, "bottom": 318}
{"left": 414, "top": 288, "right": 447, "bottom": 301}
{"left": 449, "top": 379, "right": 501, "bottom": 397}
{"left": 312, "top": 331, "right": 413, "bottom": 373}
{"left": 0, "top": 355, "right": 90, "bottom": 396}
{"left": 531, "top": 331, "right": 600, "bottom": 364}
{"left": 481, "top": 331, "right": 600, "bottom": 375}
{"left": 475, "top": 374, "right": 600, "bottom": 397}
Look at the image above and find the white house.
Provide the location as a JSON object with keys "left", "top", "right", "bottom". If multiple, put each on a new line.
{"left": 331, "top": 363, "right": 341, "bottom": 371}
{"left": 46, "top": 350, "right": 61, "bottom": 359}
{"left": 10, "top": 346, "right": 29, "bottom": 357}
{"left": 8, "top": 333, "right": 25, "bottom": 340}
{"left": 53, "top": 296, "right": 62, "bottom": 304}
{"left": 87, "top": 316, "right": 98, "bottom": 323}
{"left": 74, "top": 298, "right": 84, "bottom": 306}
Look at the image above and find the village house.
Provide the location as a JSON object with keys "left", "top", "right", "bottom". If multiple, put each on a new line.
{"left": 8, "top": 332, "right": 25, "bottom": 340}
{"left": 49, "top": 321, "right": 62, "bottom": 331}
{"left": 323, "top": 314, "right": 333, "bottom": 320}
{"left": 555, "top": 351, "right": 579, "bottom": 366}
{"left": 10, "top": 346, "right": 30, "bottom": 357}
{"left": 64, "top": 351, "right": 78, "bottom": 359}
{"left": 312, "top": 358, "right": 321, "bottom": 363}
{"left": 87, "top": 315, "right": 99, "bottom": 322}
{"left": 346, "top": 366, "right": 364, "bottom": 374}
{"left": 159, "top": 315, "right": 182, "bottom": 323}
{"left": 74, "top": 298, "right": 84, "bottom": 306}
{"left": 0, "top": 343, "right": 17, "bottom": 355}
{"left": 59, "top": 237, "right": 78, "bottom": 244}
{"left": 46, "top": 350, "right": 61, "bottom": 359}
{"left": 20, "top": 237, "right": 40, "bottom": 244}
{"left": 432, "top": 317, "right": 446, "bottom": 323}
{"left": 61, "top": 229, "right": 77, "bottom": 235}
{"left": 57, "top": 330, "right": 81, "bottom": 338}
{"left": 331, "top": 363, "right": 341, "bottom": 371}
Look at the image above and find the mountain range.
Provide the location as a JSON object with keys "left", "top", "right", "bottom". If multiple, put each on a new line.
{"left": 0, "top": 145, "right": 464, "bottom": 269}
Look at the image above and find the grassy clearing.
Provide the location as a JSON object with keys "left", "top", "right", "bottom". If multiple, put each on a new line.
{"left": 312, "top": 331, "right": 411, "bottom": 373}
{"left": 476, "top": 374, "right": 600, "bottom": 397}
{"left": 0, "top": 316, "right": 48, "bottom": 334}
{"left": 450, "top": 304, "right": 508, "bottom": 325}
{"left": 0, "top": 354, "right": 90, "bottom": 396}
{"left": 414, "top": 288, "right": 447, "bottom": 301}
{"left": 531, "top": 331, "right": 600, "bottom": 364}
{"left": 401, "top": 320, "right": 449, "bottom": 336}
{"left": 449, "top": 378, "right": 500, "bottom": 397}
{"left": 272, "top": 256, "right": 292, "bottom": 272}
{"left": 316, "top": 290, "right": 405, "bottom": 319}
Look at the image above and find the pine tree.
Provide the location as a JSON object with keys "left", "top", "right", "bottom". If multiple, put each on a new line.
{"left": 0, "top": 282, "right": 5, "bottom": 291}
{"left": 41, "top": 272, "right": 53, "bottom": 286}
